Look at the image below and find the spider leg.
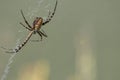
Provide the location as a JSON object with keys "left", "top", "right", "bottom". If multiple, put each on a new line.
{"left": 37, "top": 31, "right": 43, "bottom": 41}
{"left": 20, "top": 10, "right": 32, "bottom": 28}
{"left": 41, "top": 29, "right": 48, "bottom": 37}
{"left": 1, "top": 46, "right": 13, "bottom": 51}
{"left": 37, "top": 30, "right": 47, "bottom": 38}
{"left": 20, "top": 22, "right": 32, "bottom": 31}
{"left": 5, "top": 31, "right": 34, "bottom": 53}
{"left": 42, "top": 0, "right": 57, "bottom": 25}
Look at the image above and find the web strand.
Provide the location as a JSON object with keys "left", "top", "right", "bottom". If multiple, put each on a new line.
{"left": 0, "top": 52, "right": 17, "bottom": 80}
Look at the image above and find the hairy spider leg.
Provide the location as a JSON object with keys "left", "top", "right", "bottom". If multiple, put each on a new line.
{"left": 6, "top": 31, "right": 34, "bottom": 53}
{"left": 20, "top": 10, "right": 32, "bottom": 28}
{"left": 42, "top": 0, "right": 57, "bottom": 25}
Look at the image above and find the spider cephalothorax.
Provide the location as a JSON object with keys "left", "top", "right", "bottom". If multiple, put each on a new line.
{"left": 4, "top": 0, "right": 58, "bottom": 53}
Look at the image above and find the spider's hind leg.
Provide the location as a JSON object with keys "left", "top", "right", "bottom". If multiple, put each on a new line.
{"left": 1, "top": 46, "right": 16, "bottom": 53}
{"left": 37, "top": 31, "right": 43, "bottom": 41}
{"left": 41, "top": 29, "right": 48, "bottom": 37}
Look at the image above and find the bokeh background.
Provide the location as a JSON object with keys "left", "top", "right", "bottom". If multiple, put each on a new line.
{"left": 0, "top": 0, "right": 120, "bottom": 80}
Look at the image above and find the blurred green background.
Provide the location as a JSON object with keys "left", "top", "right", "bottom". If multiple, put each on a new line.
{"left": 0, "top": 0, "right": 120, "bottom": 80}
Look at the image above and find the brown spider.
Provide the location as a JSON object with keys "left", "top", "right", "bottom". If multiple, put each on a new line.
{"left": 5, "top": 0, "right": 57, "bottom": 53}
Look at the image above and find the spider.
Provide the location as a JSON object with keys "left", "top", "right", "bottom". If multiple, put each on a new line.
{"left": 4, "top": 0, "right": 58, "bottom": 53}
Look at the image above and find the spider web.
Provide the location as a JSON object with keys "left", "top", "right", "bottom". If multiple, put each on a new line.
{"left": 27, "top": 0, "right": 51, "bottom": 19}
{"left": 0, "top": 0, "right": 50, "bottom": 80}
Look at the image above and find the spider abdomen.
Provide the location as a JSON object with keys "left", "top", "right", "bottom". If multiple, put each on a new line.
{"left": 33, "top": 17, "right": 43, "bottom": 31}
